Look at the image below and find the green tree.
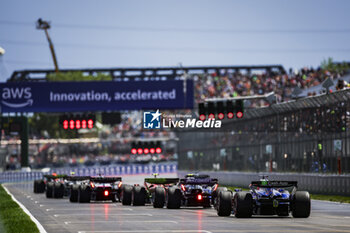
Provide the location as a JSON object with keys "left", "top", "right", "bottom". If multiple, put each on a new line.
{"left": 320, "top": 57, "right": 350, "bottom": 74}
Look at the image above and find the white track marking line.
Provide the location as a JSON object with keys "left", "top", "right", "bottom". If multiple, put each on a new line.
{"left": 2, "top": 185, "right": 47, "bottom": 233}
{"left": 78, "top": 231, "right": 212, "bottom": 233}
{"left": 65, "top": 220, "right": 178, "bottom": 225}
{"left": 54, "top": 213, "right": 152, "bottom": 217}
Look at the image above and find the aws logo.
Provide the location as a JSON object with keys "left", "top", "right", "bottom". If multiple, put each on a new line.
{"left": 1, "top": 87, "right": 34, "bottom": 108}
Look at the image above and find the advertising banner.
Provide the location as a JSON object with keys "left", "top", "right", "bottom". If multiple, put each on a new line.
{"left": 0, "top": 80, "right": 193, "bottom": 113}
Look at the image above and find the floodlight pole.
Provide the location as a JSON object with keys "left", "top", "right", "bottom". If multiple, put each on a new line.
{"left": 36, "top": 18, "right": 59, "bottom": 73}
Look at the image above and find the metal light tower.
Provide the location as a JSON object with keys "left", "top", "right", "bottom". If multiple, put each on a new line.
{"left": 36, "top": 18, "right": 59, "bottom": 73}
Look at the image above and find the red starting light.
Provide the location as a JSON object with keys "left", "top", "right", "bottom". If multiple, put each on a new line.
{"left": 104, "top": 190, "right": 109, "bottom": 196}
{"left": 144, "top": 148, "right": 149, "bottom": 154}
{"left": 87, "top": 119, "right": 94, "bottom": 129}
{"left": 137, "top": 148, "right": 143, "bottom": 154}
{"left": 236, "top": 111, "right": 243, "bottom": 118}
{"left": 69, "top": 120, "right": 75, "bottom": 129}
{"left": 197, "top": 194, "right": 202, "bottom": 201}
{"left": 150, "top": 148, "right": 155, "bottom": 154}
{"left": 227, "top": 112, "right": 234, "bottom": 119}
{"left": 82, "top": 120, "right": 87, "bottom": 129}
{"left": 76, "top": 120, "right": 81, "bottom": 129}
{"left": 208, "top": 113, "right": 215, "bottom": 119}
{"left": 199, "top": 114, "right": 206, "bottom": 121}
{"left": 131, "top": 148, "right": 137, "bottom": 154}
{"left": 156, "top": 147, "right": 162, "bottom": 154}
{"left": 218, "top": 113, "right": 225, "bottom": 120}
{"left": 63, "top": 120, "right": 69, "bottom": 130}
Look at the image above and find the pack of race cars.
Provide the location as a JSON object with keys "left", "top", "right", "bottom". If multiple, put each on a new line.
{"left": 33, "top": 173, "right": 311, "bottom": 218}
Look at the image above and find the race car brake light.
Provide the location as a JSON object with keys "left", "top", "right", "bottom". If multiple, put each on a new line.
{"left": 118, "top": 181, "right": 123, "bottom": 188}
{"left": 180, "top": 184, "right": 186, "bottom": 191}
{"left": 90, "top": 181, "right": 95, "bottom": 188}
{"left": 213, "top": 184, "right": 218, "bottom": 191}
{"left": 197, "top": 194, "right": 202, "bottom": 201}
{"left": 104, "top": 190, "right": 109, "bottom": 196}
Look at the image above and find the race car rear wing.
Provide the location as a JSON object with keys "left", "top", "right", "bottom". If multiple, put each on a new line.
{"left": 250, "top": 181, "right": 298, "bottom": 188}
{"left": 144, "top": 178, "right": 179, "bottom": 185}
{"left": 43, "top": 174, "right": 68, "bottom": 180}
{"left": 66, "top": 176, "right": 91, "bottom": 181}
{"left": 180, "top": 178, "right": 218, "bottom": 185}
{"left": 90, "top": 176, "right": 122, "bottom": 183}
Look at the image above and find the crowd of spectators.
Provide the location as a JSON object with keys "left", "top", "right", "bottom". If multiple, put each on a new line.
{"left": 193, "top": 66, "right": 348, "bottom": 107}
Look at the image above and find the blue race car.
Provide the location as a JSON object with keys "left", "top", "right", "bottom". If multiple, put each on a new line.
{"left": 216, "top": 176, "right": 311, "bottom": 218}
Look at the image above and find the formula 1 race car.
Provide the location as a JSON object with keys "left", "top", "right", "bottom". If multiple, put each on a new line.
{"left": 216, "top": 176, "right": 311, "bottom": 218}
{"left": 33, "top": 173, "right": 69, "bottom": 198}
{"left": 69, "top": 176, "right": 123, "bottom": 203}
{"left": 177, "top": 174, "right": 225, "bottom": 208}
{"left": 121, "top": 173, "right": 180, "bottom": 207}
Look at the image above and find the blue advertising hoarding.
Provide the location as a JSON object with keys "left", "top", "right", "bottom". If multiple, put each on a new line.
{"left": 0, "top": 80, "right": 193, "bottom": 113}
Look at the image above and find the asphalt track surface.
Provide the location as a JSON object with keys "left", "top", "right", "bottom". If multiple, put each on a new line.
{"left": 4, "top": 173, "right": 350, "bottom": 233}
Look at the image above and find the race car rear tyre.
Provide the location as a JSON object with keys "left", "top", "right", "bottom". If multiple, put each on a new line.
{"left": 153, "top": 187, "right": 165, "bottom": 208}
{"left": 167, "top": 187, "right": 181, "bottom": 209}
{"left": 78, "top": 184, "right": 91, "bottom": 203}
{"left": 34, "top": 179, "right": 45, "bottom": 193}
{"left": 46, "top": 182, "right": 54, "bottom": 198}
{"left": 122, "top": 185, "right": 132, "bottom": 205}
{"left": 212, "top": 187, "right": 228, "bottom": 206}
{"left": 70, "top": 184, "right": 79, "bottom": 202}
{"left": 234, "top": 192, "right": 253, "bottom": 218}
{"left": 217, "top": 191, "right": 232, "bottom": 216}
{"left": 53, "top": 183, "right": 65, "bottom": 198}
{"left": 133, "top": 186, "right": 146, "bottom": 206}
{"left": 292, "top": 191, "right": 311, "bottom": 218}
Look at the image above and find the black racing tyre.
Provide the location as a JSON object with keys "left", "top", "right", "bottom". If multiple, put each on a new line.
{"left": 78, "top": 184, "right": 91, "bottom": 203}
{"left": 153, "top": 187, "right": 165, "bottom": 208}
{"left": 122, "top": 185, "right": 133, "bottom": 205}
{"left": 212, "top": 187, "right": 228, "bottom": 205}
{"left": 292, "top": 191, "right": 311, "bottom": 218}
{"left": 34, "top": 180, "right": 45, "bottom": 193}
{"left": 212, "top": 187, "right": 227, "bottom": 200}
{"left": 133, "top": 186, "right": 146, "bottom": 206}
{"left": 46, "top": 182, "right": 54, "bottom": 198}
{"left": 70, "top": 184, "right": 79, "bottom": 202}
{"left": 167, "top": 186, "right": 182, "bottom": 209}
{"left": 53, "top": 183, "right": 64, "bottom": 198}
{"left": 233, "top": 192, "right": 253, "bottom": 218}
{"left": 217, "top": 191, "right": 232, "bottom": 216}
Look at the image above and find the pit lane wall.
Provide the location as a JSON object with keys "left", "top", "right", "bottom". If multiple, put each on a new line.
{"left": 0, "top": 163, "right": 177, "bottom": 183}
{"left": 178, "top": 170, "right": 350, "bottom": 196}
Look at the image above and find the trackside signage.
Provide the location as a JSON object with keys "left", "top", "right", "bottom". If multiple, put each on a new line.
{"left": 0, "top": 80, "right": 193, "bottom": 113}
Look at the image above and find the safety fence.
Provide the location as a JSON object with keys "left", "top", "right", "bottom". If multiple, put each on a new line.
{"left": 178, "top": 170, "right": 350, "bottom": 195}
{"left": 0, "top": 163, "right": 177, "bottom": 183}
